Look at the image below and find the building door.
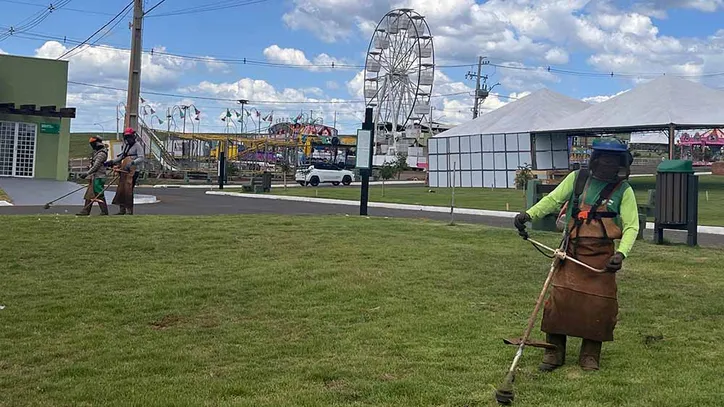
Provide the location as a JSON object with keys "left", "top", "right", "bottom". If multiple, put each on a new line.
{"left": 0, "top": 121, "right": 37, "bottom": 178}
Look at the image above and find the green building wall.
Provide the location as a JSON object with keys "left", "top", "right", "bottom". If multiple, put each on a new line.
{"left": 0, "top": 54, "right": 71, "bottom": 181}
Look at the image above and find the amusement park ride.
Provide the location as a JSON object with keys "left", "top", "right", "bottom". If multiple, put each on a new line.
{"left": 364, "top": 8, "right": 435, "bottom": 167}
{"left": 131, "top": 114, "right": 358, "bottom": 175}
{"left": 678, "top": 129, "right": 724, "bottom": 165}
{"left": 125, "top": 8, "right": 439, "bottom": 176}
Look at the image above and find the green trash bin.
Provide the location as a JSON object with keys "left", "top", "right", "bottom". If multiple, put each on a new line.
{"left": 654, "top": 159, "right": 698, "bottom": 246}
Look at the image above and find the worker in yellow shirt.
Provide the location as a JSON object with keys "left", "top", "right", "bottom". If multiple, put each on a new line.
{"left": 514, "top": 138, "right": 639, "bottom": 372}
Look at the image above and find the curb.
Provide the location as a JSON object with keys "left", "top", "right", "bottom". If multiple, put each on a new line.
{"left": 206, "top": 191, "right": 724, "bottom": 235}
{"left": 149, "top": 180, "right": 424, "bottom": 189}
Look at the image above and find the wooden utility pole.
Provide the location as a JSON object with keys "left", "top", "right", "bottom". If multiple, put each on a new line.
{"left": 124, "top": 0, "right": 144, "bottom": 130}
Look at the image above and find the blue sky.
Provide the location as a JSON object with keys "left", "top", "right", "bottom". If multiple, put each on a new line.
{"left": 2, "top": 0, "right": 724, "bottom": 133}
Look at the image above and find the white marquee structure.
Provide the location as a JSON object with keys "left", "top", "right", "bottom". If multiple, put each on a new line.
{"left": 428, "top": 76, "right": 724, "bottom": 188}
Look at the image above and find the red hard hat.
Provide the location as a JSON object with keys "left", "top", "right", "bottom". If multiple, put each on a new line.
{"left": 123, "top": 127, "right": 135, "bottom": 136}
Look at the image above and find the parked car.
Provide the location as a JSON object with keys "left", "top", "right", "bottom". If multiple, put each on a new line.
{"left": 295, "top": 162, "right": 354, "bottom": 186}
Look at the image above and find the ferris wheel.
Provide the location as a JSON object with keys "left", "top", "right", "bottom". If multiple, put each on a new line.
{"left": 363, "top": 9, "right": 434, "bottom": 149}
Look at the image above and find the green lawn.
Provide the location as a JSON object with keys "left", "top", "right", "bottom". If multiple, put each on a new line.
{"left": 1, "top": 215, "right": 723, "bottom": 406}
{"left": 267, "top": 175, "right": 724, "bottom": 226}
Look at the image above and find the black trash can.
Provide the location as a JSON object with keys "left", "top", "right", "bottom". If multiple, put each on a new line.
{"left": 654, "top": 160, "right": 698, "bottom": 246}
{"left": 261, "top": 171, "right": 273, "bottom": 192}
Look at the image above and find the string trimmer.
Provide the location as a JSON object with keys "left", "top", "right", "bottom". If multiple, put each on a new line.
{"left": 43, "top": 185, "right": 87, "bottom": 209}
{"left": 494, "top": 230, "right": 604, "bottom": 405}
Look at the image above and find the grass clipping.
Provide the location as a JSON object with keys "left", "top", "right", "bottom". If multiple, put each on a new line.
{"left": 0, "top": 215, "right": 723, "bottom": 406}
{"left": 0, "top": 187, "right": 11, "bottom": 203}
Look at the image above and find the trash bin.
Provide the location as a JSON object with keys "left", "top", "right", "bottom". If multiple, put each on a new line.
{"left": 654, "top": 159, "right": 698, "bottom": 246}
{"left": 525, "top": 179, "right": 558, "bottom": 232}
{"left": 261, "top": 171, "right": 273, "bottom": 192}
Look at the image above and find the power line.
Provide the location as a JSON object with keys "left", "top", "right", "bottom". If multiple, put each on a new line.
{"left": 0, "top": 0, "right": 71, "bottom": 41}
{"left": 0, "top": 0, "right": 117, "bottom": 16}
{"left": 9, "top": 26, "right": 724, "bottom": 79}
{"left": 56, "top": 0, "right": 134, "bottom": 60}
{"left": 143, "top": 0, "right": 166, "bottom": 16}
{"left": 144, "top": 0, "right": 271, "bottom": 18}
{"left": 67, "top": 80, "right": 479, "bottom": 104}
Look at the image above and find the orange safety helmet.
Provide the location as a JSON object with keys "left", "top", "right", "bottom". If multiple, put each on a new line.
{"left": 89, "top": 136, "right": 103, "bottom": 143}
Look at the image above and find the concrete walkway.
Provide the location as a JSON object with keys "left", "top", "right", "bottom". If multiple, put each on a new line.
{"left": 207, "top": 190, "right": 724, "bottom": 236}
{"left": 0, "top": 178, "right": 157, "bottom": 206}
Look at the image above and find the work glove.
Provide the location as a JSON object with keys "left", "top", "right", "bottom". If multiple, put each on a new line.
{"left": 80, "top": 172, "right": 88, "bottom": 179}
{"left": 606, "top": 252, "right": 625, "bottom": 273}
{"left": 514, "top": 212, "right": 531, "bottom": 239}
{"left": 104, "top": 160, "right": 114, "bottom": 167}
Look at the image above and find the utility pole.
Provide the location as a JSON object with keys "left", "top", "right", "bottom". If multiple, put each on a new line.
{"left": 466, "top": 56, "right": 498, "bottom": 119}
{"left": 124, "top": 0, "right": 144, "bottom": 130}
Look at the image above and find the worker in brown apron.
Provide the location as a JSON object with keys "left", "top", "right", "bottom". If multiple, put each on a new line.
{"left": 514, "top": 138, "right": 639, "bottom": 371}
{"left": 77, "top": 136, "right": 109, "bottom": 216}
{"left": 106, "top": 127, "right": 144, "bottom": 215}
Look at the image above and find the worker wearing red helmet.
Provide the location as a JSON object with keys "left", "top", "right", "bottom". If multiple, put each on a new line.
{"left": 105, "top": 127, "right": 144, "bottom": 215}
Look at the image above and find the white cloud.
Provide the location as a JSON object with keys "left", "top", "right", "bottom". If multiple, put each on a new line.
{"left": 262, "top": 44, "right": 344, "bottom": 71}
{"left": 281, "top": 0, "right": 724, "bottom": 90}
{"left": 0, "top": 48, "right": 7, "bottom": 55}
{"left": 33, "top": 41, "right": 210, "bottom": 89}
{"left": 178, "top": 77, "right": 365, "bottom": 133}
{"left": 581, "top": 89, "right": 629, "bottom": 104}
{"left": 325, "top": 81, "right": 340, "bottom": 90}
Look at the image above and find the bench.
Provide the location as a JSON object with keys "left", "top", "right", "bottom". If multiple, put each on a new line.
{"left": 184, "top": 171, "right": 212, "bottom": 184}
{"left": 241, "top": 173, "right": 272, "bottom": 193}
{"left": 636, "top": 189, "right": 656, "bottom": 240}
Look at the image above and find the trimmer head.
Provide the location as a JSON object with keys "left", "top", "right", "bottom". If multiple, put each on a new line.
{"left": 494, "top": 371, "right": 516, "bottom": 405}
{"left": 495, "top": 389, "right": 514, "bottom": 405}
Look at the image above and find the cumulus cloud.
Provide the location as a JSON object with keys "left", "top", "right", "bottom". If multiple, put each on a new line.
{"left": 33, "top": 41, "right": 225, "bottom": 89}
{"left": 281, "top": 0, "right": 724, "bottom": 89}
{"left": 263, "top": 44, "right": 344, "bottom": 71}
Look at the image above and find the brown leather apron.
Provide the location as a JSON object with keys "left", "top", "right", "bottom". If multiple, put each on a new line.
{"left": 541, "top": 188, "right": 623, "bottom": 342}
{"left": 112, "top": 157, "right": 135, "bottom": 208}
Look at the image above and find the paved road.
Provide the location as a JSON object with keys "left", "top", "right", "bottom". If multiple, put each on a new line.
{"left": 2, "top": 188, "right": 721, "bottom": 247}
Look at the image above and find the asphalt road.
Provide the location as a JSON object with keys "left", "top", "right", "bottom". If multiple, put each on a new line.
{"left": 1, "top": 188, "right": 721, "bottom": 247}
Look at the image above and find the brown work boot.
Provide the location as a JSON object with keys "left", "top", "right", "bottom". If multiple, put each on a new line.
{"left": 114, "top": 206, "right": 126, "bottom": 215}
{"left": 126, "top": 205, "right": 134, "bottom": 215}
{"left": 98, "top": 201, "right": 109, "bottom": 216}
{"left": 76, "top": 200, "right": 92, "bottom": 216}
{"left": 539, "top": 334, "right": 566, "bottom": 372}
{"left": 579, "top": 339, "right": 602, "bottom": 371}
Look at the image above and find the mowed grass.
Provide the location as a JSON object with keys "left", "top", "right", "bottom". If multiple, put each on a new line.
{"left": 270, "top": 175, "right": 724, "bottom": 226}
{"left": 1, "top": 215, "right": 723, "bottom": 406}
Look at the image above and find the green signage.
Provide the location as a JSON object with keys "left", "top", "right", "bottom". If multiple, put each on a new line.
{"left": 40, "top": 123, "right": 60, "bottom": 134}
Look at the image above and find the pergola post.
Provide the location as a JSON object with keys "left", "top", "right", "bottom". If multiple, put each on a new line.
{"left": 668, "top": 124, "right": 676, "bottom": 160}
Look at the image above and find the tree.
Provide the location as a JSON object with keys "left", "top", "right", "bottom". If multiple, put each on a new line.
{"left": 393, "top": 153, "right": 409, "bottom": 180}
{"left": 379, "top": 162, "right": 397, "bottom": 197}
{"left": 278, "top": 160, "right": 292, "bottom": 190}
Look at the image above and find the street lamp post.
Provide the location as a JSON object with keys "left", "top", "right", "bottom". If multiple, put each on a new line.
{"left": 237, "top": 99, "right": 248, "bottom": 135}
{"left": 93, "top": 123, "right": 105, "bottom": 134}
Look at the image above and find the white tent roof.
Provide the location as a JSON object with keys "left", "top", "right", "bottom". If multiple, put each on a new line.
{"left": 434, "top": 88, "right": 591, "bottom": 138}
{"left": 540, "top": 76, "right": 724, "bottom": 132}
